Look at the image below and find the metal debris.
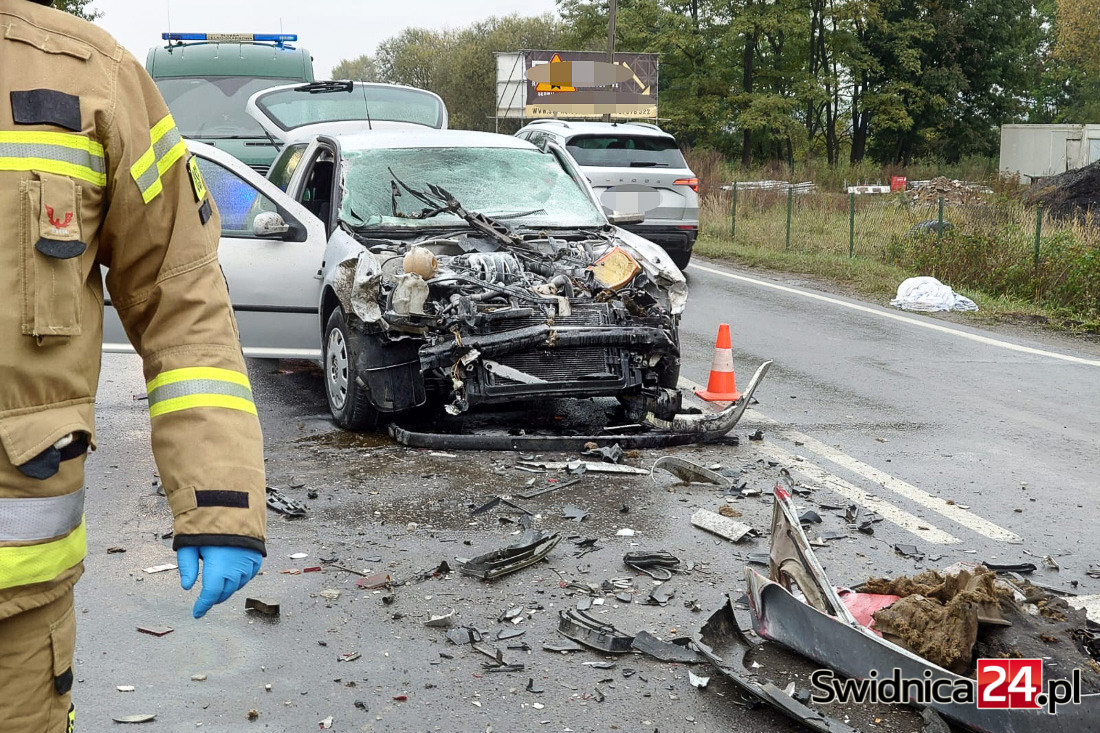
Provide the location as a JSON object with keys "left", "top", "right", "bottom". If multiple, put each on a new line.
{"left": 517, "top": 477, "right": 583, "bottom": 500}
{"left": 446, "top": 627, "right": 484, "bottom": 645}
{"left": 630, "top": 631, "right": 701, "bottom": 663}
{"left": 112, "top": 715, "right": 157, "bottom": 724}
{"left": 691, "top": 509, "right": 755, "bottom": 543}
{"left": 424, "top": 610, "right": 456, "bottom": 628}
{"left": 265, "top": 486, "right": 306, "bottom": 517}
{"left": 557, "top": 609, "right": 634, "bottom": 653}
{"left": 651, "top": 456, "right": 731, "bottom": 487}
{"left": 894, "top": 544, "right": 926, "bottom": 561}
{"left": 136, "top": 625, "right": 173, "bottom": 637}
{"left": 688, "top": 670, "right": 710, "bottom": 689}
{"left": 355, "top": 572, "right": 392, "bottom": 589}
{"left": 470, "top": 496, "right": 532, "bottom": 516}
{"left": 624, "top": 551, "right": 681, "bottom": 581}
{"left": 562, "top": 504, "right": 589, "bottom": 522}
{"left": 459, "top": 530, "right": 561, "bottom": 580}
{"left": 517, "top": 461, "right": 648, "bottom": 475}
{"left": 696, "top": 598, "right": 859, "bottom": 733}
{"left": 542, "top": 638, "right": 587, "bottom": 653}
{"left": 244, "top": 598, "right": 280, "bottom": 617}
{"left": 582, "top": 443, "right": 624, "bottom": 463}
{"left": 646, "top": 584, "right": 676, "bottom": 606}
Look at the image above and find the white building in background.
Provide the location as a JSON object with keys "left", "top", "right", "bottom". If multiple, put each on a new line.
{"left": 1000, "top": 124, "right": 1100, "bottom": 182}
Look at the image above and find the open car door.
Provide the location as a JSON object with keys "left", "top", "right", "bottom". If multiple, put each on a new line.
{"left": 103, "top": 140, "right": 326, "bottom": 359}
{"left": 245, "top": 81, "right": 448, "bottom": 144}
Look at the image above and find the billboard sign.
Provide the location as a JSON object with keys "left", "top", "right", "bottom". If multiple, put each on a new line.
{"left": 522, "top": 50, "right": 658, "bottom": 119}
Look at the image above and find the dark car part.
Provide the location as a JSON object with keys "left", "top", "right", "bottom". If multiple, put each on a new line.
{"left": 557, "top": 609, "right": 635, "bottom": 653}
{"left": 696, "top": 598, "right": 860, "bottom": 733}
{"left": 459, "top": 530, "right": 560, "bottom": 580}
{"left": 389, "top": 360, "right": 771, "bottom": 450}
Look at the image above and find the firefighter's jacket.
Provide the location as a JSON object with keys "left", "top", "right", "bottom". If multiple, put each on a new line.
{"left": 0, "top": 0, "right": 266, "bottom": 619}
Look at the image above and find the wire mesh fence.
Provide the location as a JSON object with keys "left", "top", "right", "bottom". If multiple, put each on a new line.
{"left": 699, "top": 185, "right": 1100, "bottom": 319}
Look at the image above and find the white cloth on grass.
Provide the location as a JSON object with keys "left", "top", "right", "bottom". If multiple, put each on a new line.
{"left": 890, "top": 276, "right": 978, "bottom": 312}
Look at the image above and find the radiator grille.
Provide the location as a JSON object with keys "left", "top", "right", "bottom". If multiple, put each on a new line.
{"left": 497, "top": 348, "right": 616, "bottom": 383}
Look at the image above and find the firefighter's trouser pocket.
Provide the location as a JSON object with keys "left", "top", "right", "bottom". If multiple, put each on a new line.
{"left": 0, "top": 588, "right": 76, "bottom": 732}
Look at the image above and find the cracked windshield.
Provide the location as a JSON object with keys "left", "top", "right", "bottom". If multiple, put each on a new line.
{"left": 340, "top": 146, "right": 606, "bottom": 229}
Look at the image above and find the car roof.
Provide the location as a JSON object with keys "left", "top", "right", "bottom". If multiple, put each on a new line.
{"left": 522, "top": 120, "right": 673, "bottom": 139}
{"left": 146, "top": 42, "right": 313, "bottom": 80}
{"left": 330, "top": 129, "right": 538, "bottom": 153}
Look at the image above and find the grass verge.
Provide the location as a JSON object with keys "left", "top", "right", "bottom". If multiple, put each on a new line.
{"left": 692, "top": 234, "right": 1095, "bottom": 333}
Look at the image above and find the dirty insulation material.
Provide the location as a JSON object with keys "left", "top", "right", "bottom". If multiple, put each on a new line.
{"left": 858, "top": 570, "right": 1100, "bottom": 690}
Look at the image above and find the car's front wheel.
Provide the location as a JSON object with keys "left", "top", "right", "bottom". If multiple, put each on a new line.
{"left": 323, "top": 307, "right": 380, "bottom": 431}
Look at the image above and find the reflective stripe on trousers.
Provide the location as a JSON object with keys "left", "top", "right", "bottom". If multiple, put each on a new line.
{"left": 0, "top": 489, "right": 87, "bottom": 591}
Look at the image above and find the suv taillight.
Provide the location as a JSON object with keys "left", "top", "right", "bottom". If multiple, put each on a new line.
{"left": 674, "top": 177, "right": 699, "bottom": 193}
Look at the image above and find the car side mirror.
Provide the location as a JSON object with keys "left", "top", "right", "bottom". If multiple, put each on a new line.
{"left": 253, "top": 211, "right": 292, "bottom": 239}
{"left": 607, "top": 211, "right": 645, "bottom": 226}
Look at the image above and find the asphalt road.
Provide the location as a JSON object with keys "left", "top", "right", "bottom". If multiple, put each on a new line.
{"left": 71, "top": 258, "right": 1100, "bottom": 732}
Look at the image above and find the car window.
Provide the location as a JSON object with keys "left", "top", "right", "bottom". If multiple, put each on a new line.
{"left": 156, "top": 76, "right": 297, "bottom": 138}
{"left": 565, "top": 135, "right": 688, "bottom": 169}
{"left": 256, "top": 84, "right": 446, "bottom": 130}
{"left": 340, "top": 146, "right": 605, "bottom": 230}
{"left": 194, "top": 156, "right": 279, "bottom": 237}
{"left": 268, "top": 143, "right": 308, "bottom": 191}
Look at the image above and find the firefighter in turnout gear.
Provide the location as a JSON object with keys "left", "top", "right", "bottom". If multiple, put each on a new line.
{"left": 0, "top": 1, "right": 268, "bottom": 729}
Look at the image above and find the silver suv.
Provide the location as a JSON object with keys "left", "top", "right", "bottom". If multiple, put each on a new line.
{"left": 515, "top": 120, "right": 699, "bottom": 270}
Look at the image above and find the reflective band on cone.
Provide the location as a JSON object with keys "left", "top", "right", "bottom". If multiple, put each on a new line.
{"left": 695, "top": 323, "right": 741, "bottom": 401}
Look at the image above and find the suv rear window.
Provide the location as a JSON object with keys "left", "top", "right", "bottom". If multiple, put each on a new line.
{"left": 566, "top": 135, "right": 687, "bottom": 168}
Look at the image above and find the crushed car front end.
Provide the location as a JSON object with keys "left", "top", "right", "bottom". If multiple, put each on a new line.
{"left": 330, "top": 227, "right": 684, "bottom": 419}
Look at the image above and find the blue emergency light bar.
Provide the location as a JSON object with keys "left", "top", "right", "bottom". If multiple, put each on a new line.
{"left": 162, "top": 33, "right": 298, "bottom": 45}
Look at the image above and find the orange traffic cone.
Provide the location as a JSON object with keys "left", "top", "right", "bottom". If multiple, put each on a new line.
{"left": 695, "top": 323, "right": 741, "bottom": 401}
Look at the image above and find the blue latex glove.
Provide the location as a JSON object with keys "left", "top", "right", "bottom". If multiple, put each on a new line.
{"left": 177, "top": 546, "right": 263, "bottom": 619}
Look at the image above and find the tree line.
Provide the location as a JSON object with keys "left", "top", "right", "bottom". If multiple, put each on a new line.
{"left": 62, "top": 0, "right": 1095, "bottom": 168}
{"left": 331, "top": 0, "right": 1098, "bottom": 168}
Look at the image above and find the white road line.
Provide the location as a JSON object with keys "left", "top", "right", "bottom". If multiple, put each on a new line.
{"left": 764, "top": 442, "right": 961, "bottom": 544}
{"left": 678, "top": 375, "right": 1008, "bottom": 544}
{"left": 745, "top": 412, "right": 1023, "bottom": 543}
{"left": 688, "top": 263, "right": 1100, "bottom": 368}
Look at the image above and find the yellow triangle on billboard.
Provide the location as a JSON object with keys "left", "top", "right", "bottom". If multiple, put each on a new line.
{"left": 535, "top": 54, "right": 575, "bottom": 92}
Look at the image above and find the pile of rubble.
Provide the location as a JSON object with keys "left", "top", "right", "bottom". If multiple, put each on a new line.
{"left": 910, "top": 177, "right": 993, "bottom": 206}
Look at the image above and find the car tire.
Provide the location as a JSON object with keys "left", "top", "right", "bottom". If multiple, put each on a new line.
{"left": 323, "top": 307, "right": 380, "bottom": 431}
{"left": 669, "top": 250, "right": 692, "bottom": 271}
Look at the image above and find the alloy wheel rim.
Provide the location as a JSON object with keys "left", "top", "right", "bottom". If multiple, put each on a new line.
{"left": 326, "top": 328, "right": 349, "bottom": 410}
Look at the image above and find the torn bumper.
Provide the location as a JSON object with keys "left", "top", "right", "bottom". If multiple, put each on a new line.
{"left": 743, "top": 478, "right": 1100, "bottom": 733}
{"left": 389, "top": 360, "right": 773, "bottom": 451}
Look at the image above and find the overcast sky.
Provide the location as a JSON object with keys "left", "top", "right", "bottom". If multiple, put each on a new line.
{"left": 88, "top": 0, "right": 560, "bottom": 77}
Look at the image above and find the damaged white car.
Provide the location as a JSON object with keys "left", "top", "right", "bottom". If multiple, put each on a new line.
{"left": 295, "top": 130, "right": 688, "bottom": 429}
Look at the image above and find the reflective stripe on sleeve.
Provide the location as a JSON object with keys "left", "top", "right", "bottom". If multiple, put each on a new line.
{"left": 0, "top": 131, "right": 106, "bottom": 186}
{"left": 130, "top": 114, "right": 188, "bottom": 204}
{"left": 0, "top": 488, "right": 84, "bottom": 543}
{"left": 0, "top": 517, "right": 86, "bottom": 591}
{"left": 146, "top": 367, "right": 257, "bottom": 418}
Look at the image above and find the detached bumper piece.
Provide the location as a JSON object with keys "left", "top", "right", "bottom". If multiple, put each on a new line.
{"left": 695, "top": 598, "right": 859, "bottom": 733}
{"left": 458, "top": 530, "right": 560, "bottom": 580}
{"left": 739, "top": 474, "right": 1100, "bottom": 733}
{"left": 557, "top": 609, "right": 635, "bottom": 653}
